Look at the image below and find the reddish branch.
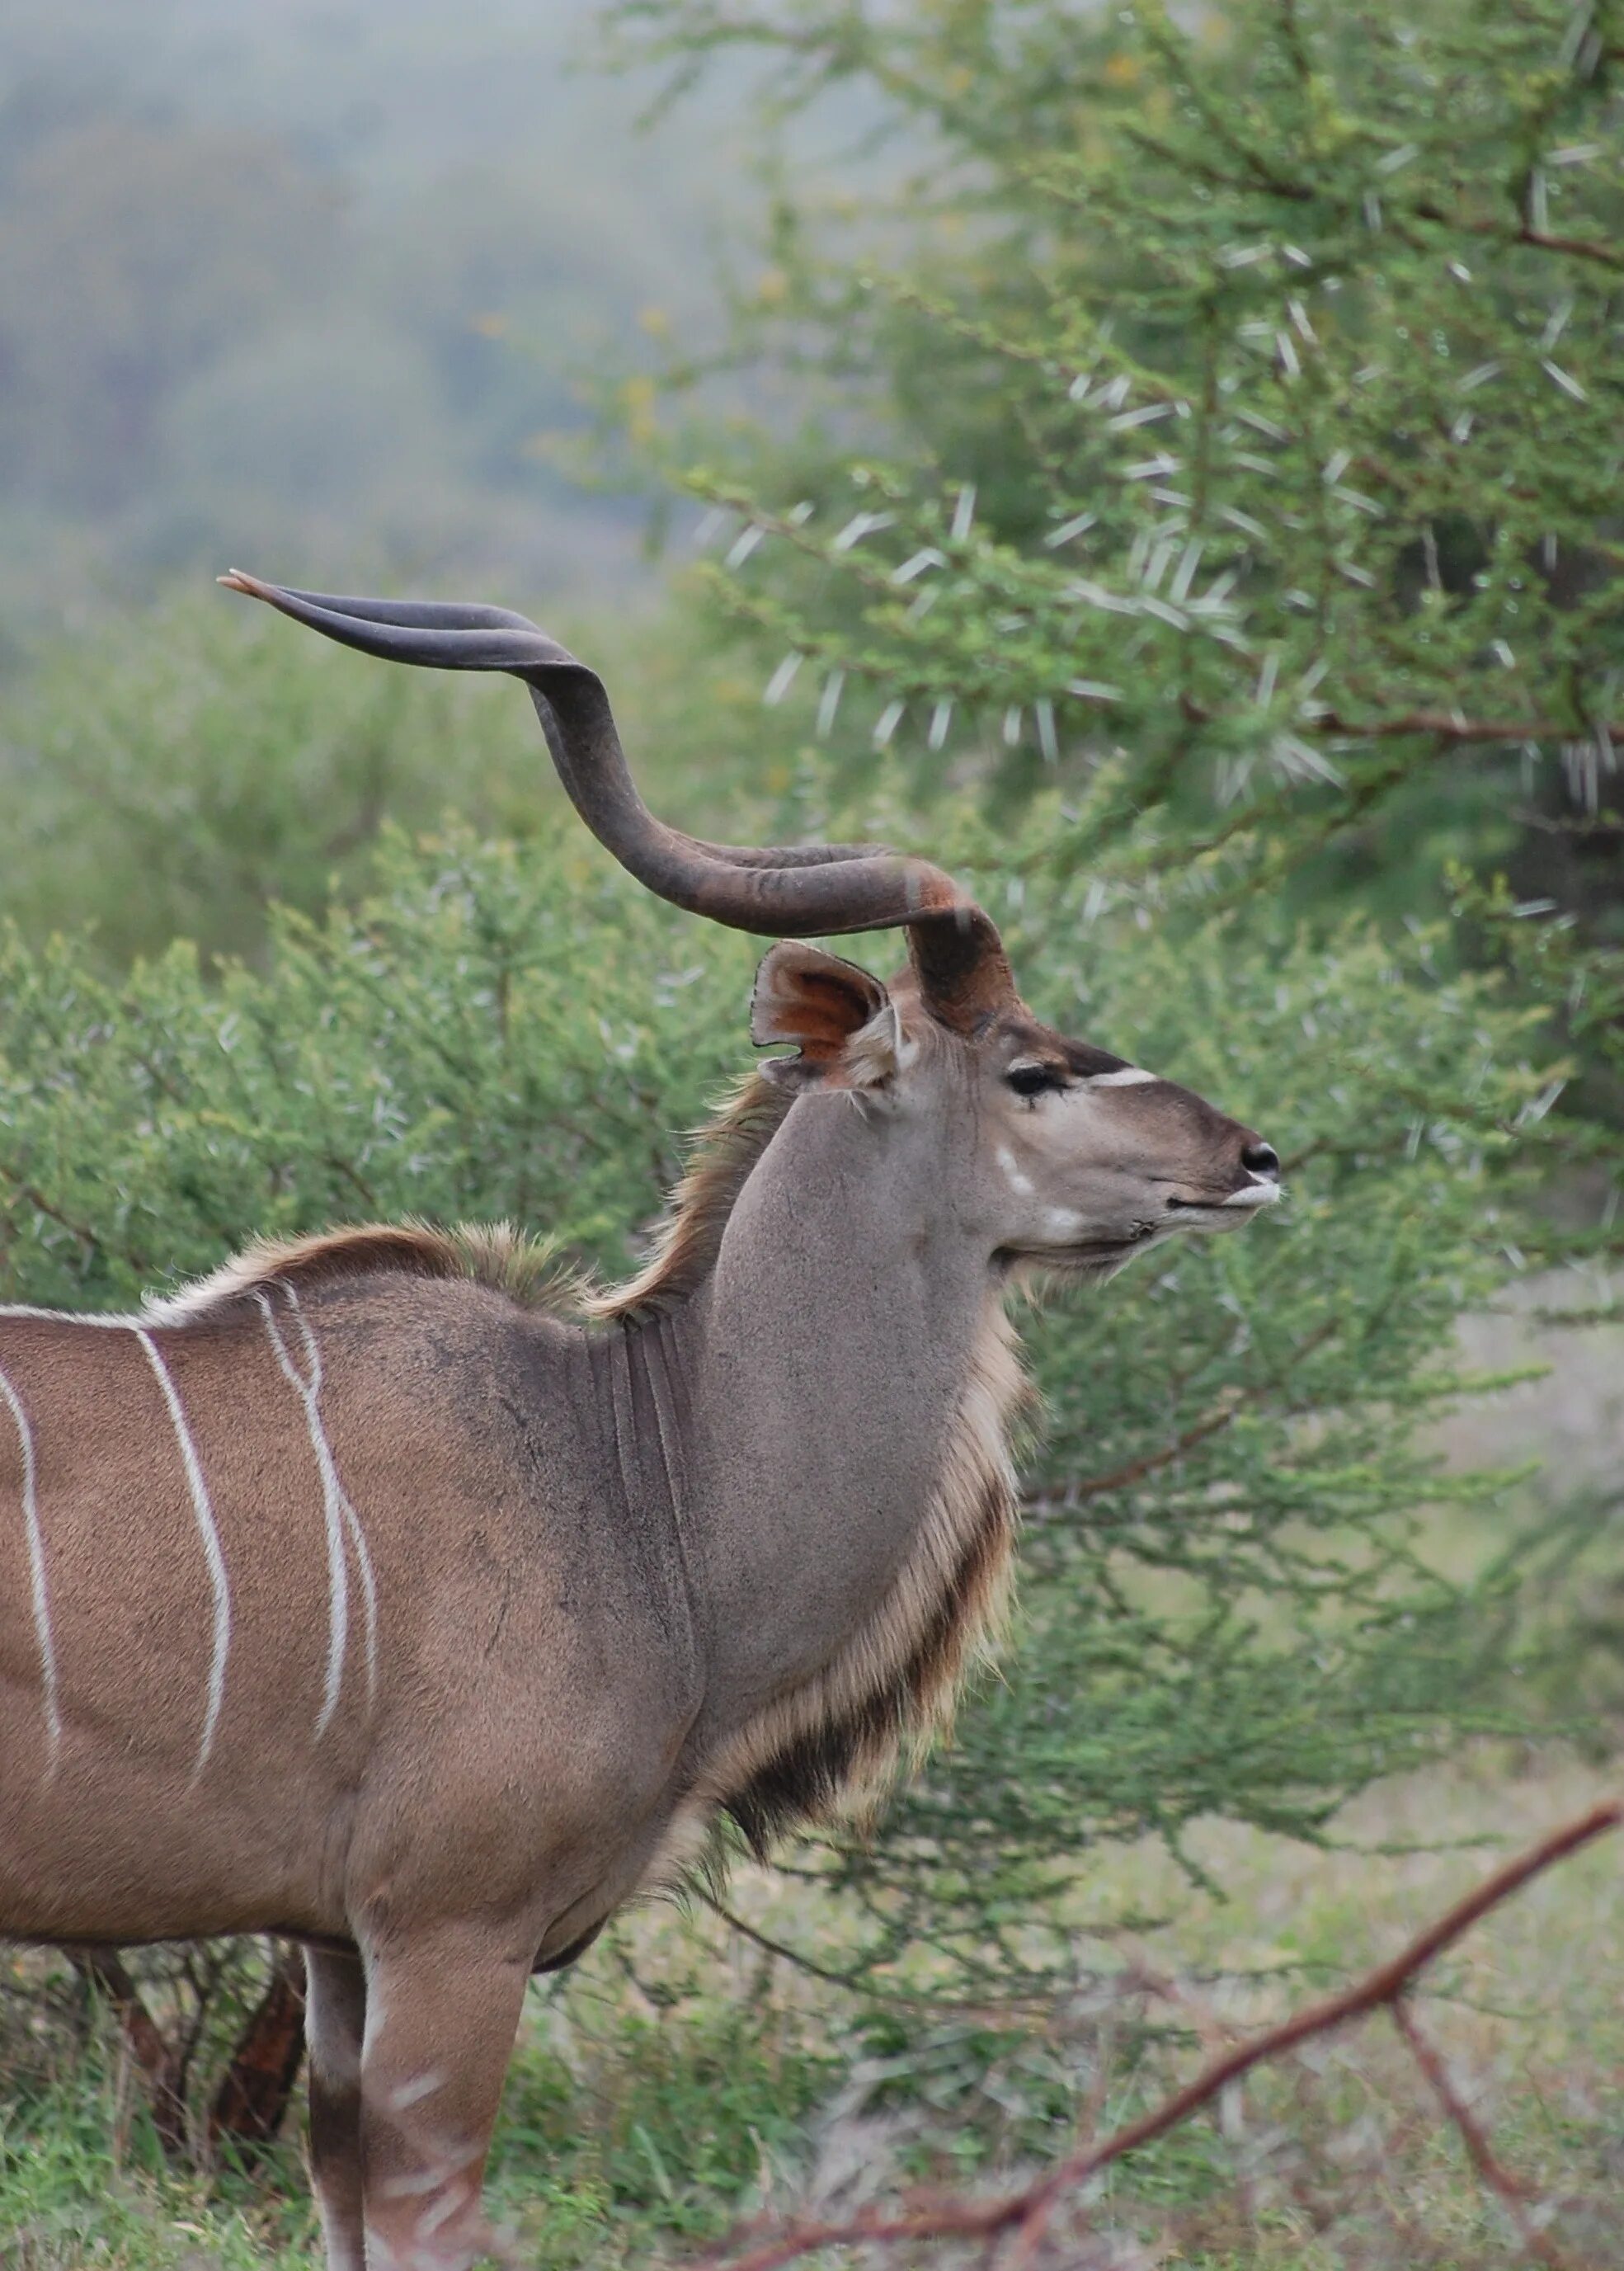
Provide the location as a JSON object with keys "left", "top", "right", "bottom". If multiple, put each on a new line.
{"left": 699, "top": 1798, "right": 1621, "bottom": 2271}
{"left": 69, "top": 1939, "right": 309, "bottom": 2170}
{"left": 1058, "top": 1315, "right": 1339, "bottom": 1506}
{"left": 1316, "top": 709, "right": 1624, "bottom": 747}
{"left": 1391, "top": 1997, "right": 1579, "bottom": 2271}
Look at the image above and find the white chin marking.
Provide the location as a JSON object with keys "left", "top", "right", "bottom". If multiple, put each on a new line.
{"left": 1085, "top": 1067, "right": 1157, "bottom": 1088}
{"left": 1222, "top": 1178, "right": 1283, "bottom": 1209}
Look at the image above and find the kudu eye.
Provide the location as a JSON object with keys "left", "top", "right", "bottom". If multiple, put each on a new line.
{"left": 1006, "top": 1062, "right": 1063, "bottom": 1099}
{"left": 1242, "top": 1141, "right": 1280, "bottom": 1179}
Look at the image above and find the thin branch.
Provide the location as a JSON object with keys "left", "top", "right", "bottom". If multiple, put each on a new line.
{"left": 1392, "top": 1995, "right": 1579, "bottom": 2271}
{"left": 1180, "top": 694, "right": 1622, "bottom": 747}
{"left": 699, "top": 1890, "right": 1059, "bottom": 2014}
{"left": 1057, "top": 1318, "right": 1339, "bottom": 1505}
{"left": 699, "top": 1798, "right": 1621, "bottom": 2271}
{"left": 1318, "top": 709, "right": 1624, "bottom": 747}
{"left": 0, "top": 1162, "right": 108, "bottom": 1257}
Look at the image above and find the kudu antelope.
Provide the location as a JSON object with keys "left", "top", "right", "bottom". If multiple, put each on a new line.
{"left": 0, "top": 572, "right": 1281, "bottom": 2269}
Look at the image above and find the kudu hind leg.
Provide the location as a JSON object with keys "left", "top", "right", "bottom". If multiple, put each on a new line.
{"left": 304, "top": 1946, "right": 368, "bottom": 2271}
{"left": 357, "top": 1924, "right": 531, "bottom": 2271}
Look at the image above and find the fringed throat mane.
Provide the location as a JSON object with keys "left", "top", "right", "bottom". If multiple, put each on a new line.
{"left": 701, "top": 1297, "right": 1029, "bottom": 1855}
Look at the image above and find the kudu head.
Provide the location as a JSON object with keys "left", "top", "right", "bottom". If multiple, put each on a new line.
{"left": 221, "top": 573, "right": 1280, "bottom": 1279}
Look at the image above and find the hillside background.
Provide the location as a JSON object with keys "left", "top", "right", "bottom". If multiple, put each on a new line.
{"left": 0, "top": 0, "right": 851, "bottom": 625}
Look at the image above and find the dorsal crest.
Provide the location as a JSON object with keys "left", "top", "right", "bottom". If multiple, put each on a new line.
{"left": 146, "top": 1220, "right": 578, "bottom": 1325}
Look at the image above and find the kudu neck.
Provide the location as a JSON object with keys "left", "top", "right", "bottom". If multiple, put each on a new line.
{"left": 662, "top": 1086, "right": 1002, "bottom": 1722}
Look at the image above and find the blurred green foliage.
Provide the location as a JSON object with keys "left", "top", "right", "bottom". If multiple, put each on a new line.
{"left": 0, "top": 590, "right": 793, "bottom": 969}
{"left": 0, "top": 600, "right": 548, "bottom": 967}
{"left": 0, "top": 1928, "right": 831, "bottom": 2267}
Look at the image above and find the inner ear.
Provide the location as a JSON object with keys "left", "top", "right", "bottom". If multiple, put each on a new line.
{"left": 751, "top": 944, "right": 892, "bottom": 1081}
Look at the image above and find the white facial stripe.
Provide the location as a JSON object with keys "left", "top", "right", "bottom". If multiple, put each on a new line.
{"left": 995, "top": 1144, "right": 1035, "bottom": 1197}
{"left": 135, "top": 1328, "right": 231, "bottom": 1779}
{"left": 0, "top": 1361, "right": 61, "bottom": 1769}
{"left": 287, "top": 1287, "right": 379, "bottom": 1711}
{"left": 1083, "top": 1066, "right": 1157, "bottom": 1088}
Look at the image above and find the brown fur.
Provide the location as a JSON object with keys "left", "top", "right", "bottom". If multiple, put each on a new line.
{"left": 0, "top": 956, "right": 1273, "bottom": 2271}
{"left": 148, "top": 1218, "right": 581, "bottom": 1323}
{"left": 26, "top": 572, "right": 1279, "bottom": 2271}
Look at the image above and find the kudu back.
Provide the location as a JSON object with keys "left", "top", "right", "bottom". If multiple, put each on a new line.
{"left": 0, "top": 576, "right": 1281, "bottom": 2270}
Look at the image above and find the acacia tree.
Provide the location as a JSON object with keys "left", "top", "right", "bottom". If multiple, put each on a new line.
{"left": 605, "top": 0, "right": 1622, "bottom": 931}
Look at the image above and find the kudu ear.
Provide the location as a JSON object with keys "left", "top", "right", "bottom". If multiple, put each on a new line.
{"left": 751, "top": 944, "right": 897, "bottom": 1091}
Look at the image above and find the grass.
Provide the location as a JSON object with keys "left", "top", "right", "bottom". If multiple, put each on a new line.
{"left": 1, "top": 1750, "right": 1619, "bottom": 2267}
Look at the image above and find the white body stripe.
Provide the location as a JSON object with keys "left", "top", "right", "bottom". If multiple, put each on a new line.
{"left": 285, "top": 1286, "right": 379, "bottom": 1711}
{"left": 0, "top": 1360, "right": 62, "bottom": 1768}
{"left": 135, "top": 1328, "right": 231, "bottom": 1777}
{"left": 257, "top": 1290, "right": 351, "bottom": 1734}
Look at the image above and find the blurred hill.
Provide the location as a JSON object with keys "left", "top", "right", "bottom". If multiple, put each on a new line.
{"left": 0, "top": 0, "right": 774, "bottom": 629}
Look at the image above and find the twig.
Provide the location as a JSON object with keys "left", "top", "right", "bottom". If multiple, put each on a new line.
{"left": 1179, "top": 695, "right": 1623, "bottom": 747}
{"left": 1392, "top": 1996, "right": 1577, "bottom": 2271}
{"left": 697, "top": 1798, "right": 1621, "bottom": 2271}
{"left": 699, "top": 1890, "right": 1059, "bottom": 2015}
{"left": 1059, "top": 1317, "right": 1339, "bottom": 1505}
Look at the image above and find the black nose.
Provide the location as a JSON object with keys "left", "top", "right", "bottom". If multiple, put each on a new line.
{"left": 1242, "top": 1140, "right": 1280, "bottom": 1180}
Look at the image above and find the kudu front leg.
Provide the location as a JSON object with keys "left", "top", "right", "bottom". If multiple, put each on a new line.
{"left": 304, "top": 1946, "right": 368, "bottom": 2271}
{"left": 356, "top": 1924, "right": 531, "bottom": 2271}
